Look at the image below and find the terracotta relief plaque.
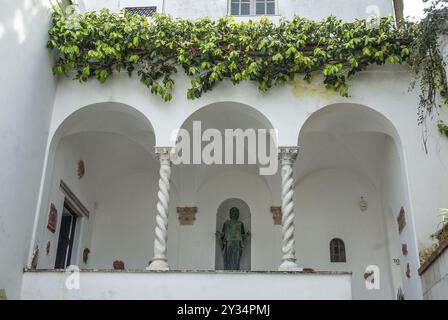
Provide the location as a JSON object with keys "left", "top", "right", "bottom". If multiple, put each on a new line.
{"left": 83, "top": 248, "right": 90, "bottom": 264}
{"left": 270, "top": 206, "right": 282, "bottom": 225}
{"left": 78, "top": 160, "right": 85, "bottom": 179}
{"left": 402, "top": 244, "right": 408, "bottom": 256}
{"left": 113, "top": 260, "right": 125, "bottom": 270}
{"left": 177, "top": 207, "right": 197, "bottom": 226}
{"left": 47, "top": 203, "right": 57, "bottom": 233}
{"left": 31, "top": 245, "right": 39, "bottom": 270}
{"left": 46, "top": 241, "right": 51, "bottom": 255}
{"left": 397, "top": 206, "right": 406, "bottom": 234}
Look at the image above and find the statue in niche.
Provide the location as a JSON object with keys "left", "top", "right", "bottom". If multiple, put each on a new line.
{"left": 217, "top": 207, "right": 250, "bottom": 270}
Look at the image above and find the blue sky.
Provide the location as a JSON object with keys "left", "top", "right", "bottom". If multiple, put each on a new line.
{"left": 404, "top": 0, "right": 429, "bottom": 20}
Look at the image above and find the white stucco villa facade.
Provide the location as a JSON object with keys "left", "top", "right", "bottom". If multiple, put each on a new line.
{"left": 1, "top": 0, "right": 448, "bottom": 300}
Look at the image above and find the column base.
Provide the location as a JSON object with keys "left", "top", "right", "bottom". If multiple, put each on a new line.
{"left": 146, "top": 258, "right": 170, "bottom": 271}
{"left": 278, "top": 260, "right": 303, "bottom": 271}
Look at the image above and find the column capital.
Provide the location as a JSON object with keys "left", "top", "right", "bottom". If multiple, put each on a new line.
{"left": 154, "top": 146, "right": 176, "bottom": 163}
{"left": 278, "top": 146, "right": 300, "bottom": 164}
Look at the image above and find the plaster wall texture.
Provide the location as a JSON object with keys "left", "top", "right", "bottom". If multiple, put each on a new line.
{"left": 0, "top": 0, "right": 56, "bottom": 299}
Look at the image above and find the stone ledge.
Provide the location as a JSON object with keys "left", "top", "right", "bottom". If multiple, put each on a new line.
{"left": 23, "top": 268, "right": 352, "bottom": 276}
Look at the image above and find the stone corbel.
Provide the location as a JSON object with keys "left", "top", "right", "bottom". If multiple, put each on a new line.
{"left": 177, "top": 207, "right": 198, "bottom": 226}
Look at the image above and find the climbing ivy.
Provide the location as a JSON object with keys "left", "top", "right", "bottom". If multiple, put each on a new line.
{"left": 47, "top": 4, "right": 447, "bottom": 137}
{"left": 409, "top": 0, "right": 448, "bottom": 144}
{"left": 47, "top": 7, "right": 415, "bottom": 102}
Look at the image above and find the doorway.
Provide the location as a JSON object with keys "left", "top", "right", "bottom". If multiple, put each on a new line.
{"left": 54, "top": 202, "right": 79, "bottom": 269}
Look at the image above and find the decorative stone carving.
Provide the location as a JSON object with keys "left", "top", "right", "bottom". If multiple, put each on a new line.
{"left": 270, "top": 206, "right": 282, "bottom": 225}
{"left": 113, "top": 260, "right": 125, "bottom": 270}
{"left": 406, "top": 263, "right": 411, "bottom": 278}
{"left": 177, "top": 207, "right": 197, "bottom": 226}
{"left": 278, "top": 146, "right": 299, "bottom": 164}
{"left": 402, "top": 244, "right": 408, "bottom": 256}
{"left": 47, "top": 203, "right": 57, "bottom": 233}
{"left": 83, "top": 248, "right": 90, "bottom": 264}
{"left": 364, "top": 270, "right": 375, "bottom": 284}
{"left": 46, "top": 241, "right": 51, "bottom": 255}
{"left": 359, "top": 196, "right": 368, "bottom": 212}
{"left": 77, "top": 160, "right": 85, "bottom": 179}
{"left": 147, "top": 146, "right": 175, "bottom": 271}
{"left": 31, "top": 244, "right": 39, "bottom": 270}
{"left": 397, "top": 206, "right": 406, "bottom": 234}
{"left": 278, "top": 146, "right": 302, "bottom": 271}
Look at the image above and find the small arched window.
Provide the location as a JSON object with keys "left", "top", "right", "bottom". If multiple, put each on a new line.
{"left": 330, "top": 238, "right": 346, "bottom": 263}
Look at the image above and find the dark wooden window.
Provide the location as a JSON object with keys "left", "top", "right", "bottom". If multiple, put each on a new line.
{"left": 54, "top": 202, "right": 78, "bottom": 269}
{"left": 231, "top": 0, "right": 251, "bottom": 15}
{"left": 255, "top": 0, "right": 276, "bottom": 15}
{"left": 230, "top": 0, "right": 276, "bottom": 16}
{"left": 330, "top": 238, "right": 346, "bottom": 263}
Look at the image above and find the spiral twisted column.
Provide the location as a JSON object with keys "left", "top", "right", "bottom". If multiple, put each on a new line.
{"left": 147, "top": 146, "right": 175, "bottom": 271}
{"left": 278, "top": 146, "right": 302, "bottom": 271}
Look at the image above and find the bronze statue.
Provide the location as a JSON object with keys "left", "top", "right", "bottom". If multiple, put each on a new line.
{"left": 219, "top": 207, "right": 248, "bottom": 270}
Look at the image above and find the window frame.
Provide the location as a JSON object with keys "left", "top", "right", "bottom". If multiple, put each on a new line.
{"left": 330, "top": 238, "right": 347, "bottom": 263}
{"left": 228, "top": 0, "right": 278, "bottom": 16}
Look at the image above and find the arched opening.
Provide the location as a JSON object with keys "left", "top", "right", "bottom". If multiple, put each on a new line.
{"left": 330, "top": 238, "right": 346, "bottom": 263}
{"left": 167, "top": 101, "right": 276, "bottom": 271}
{"left": 215, "top": 198, "right": 251, "bottom": 271}
{"left": 30, "top": 102, "right": 162, "bottom": 270}
{"left": 295, "top": 103, "right": 421, "bottom": 300}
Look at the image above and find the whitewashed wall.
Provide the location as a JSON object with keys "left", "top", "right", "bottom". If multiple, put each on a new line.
{"left": 80, "top": 0, "right": 394, "bottom": 20}
{"left": 32, "top": 135, "right": 95, "bottom": 270}
{"left": 32, "top": 106, "right": 161, "bottom": 271}
{"left": 176, "top": 169, "right": 275, "bottom": 270}
{"left": 1, "top": 0, "right": 444, "bottom": 301}
{"left": 36, "top": 61, "right": 445, "bottom": 301}
{"left": 294, "top": 169, "right": 394, "bottom": 300}
{"left": 381, "top": 136, "right": 423, "bottom": 299}
{"left": 20, "top": 270, "right": 352, "bottom": 300}
{"left": 89, "top": 169, "right": 162, "bottom": 269}
{"left": 0, "top": 0, "right": 56, "bottom": 299}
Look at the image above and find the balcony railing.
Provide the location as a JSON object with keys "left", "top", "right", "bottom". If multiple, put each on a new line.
{"left": 21, "top": 269, "right": 352, "bottom": 300}
{"left": 124, "top": 6, "right": 157, "bottom": 17}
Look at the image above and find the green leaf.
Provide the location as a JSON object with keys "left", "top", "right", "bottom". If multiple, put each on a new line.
{"left": 82, "top": 65, "right": 90, "bottom": 78}
{"left": 272, "top": 53, "right": 284, "bottom": 62}
{"left": 362, "top": 47, "right": 371, "bottom": 57}
{"left": 128, "top": 55, "right": 140, "bottom": 63}
{"left": 388, "top": 55, "right": 399, "bottom": 64}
